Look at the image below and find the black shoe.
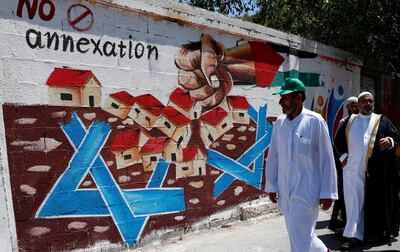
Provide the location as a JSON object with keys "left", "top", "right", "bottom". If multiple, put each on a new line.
{"left": 341, "top": 238, "right": 361, "bottom": 251}
{"left": 340, "top": 240, "right": 351, "bottom": 251}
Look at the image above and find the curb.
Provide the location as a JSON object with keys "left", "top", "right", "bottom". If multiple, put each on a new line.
{"left": 134, "top": 196, "right": 279, "bottom": 250}
{"left": 75, "top": 196, "right": 280, "bottom": 251}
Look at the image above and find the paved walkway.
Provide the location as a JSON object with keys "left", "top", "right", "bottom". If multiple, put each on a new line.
{"left": 134, "top": 210, "right": 400, "bottom": 252}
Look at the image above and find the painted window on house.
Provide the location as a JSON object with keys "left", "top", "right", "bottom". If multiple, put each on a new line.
{"left": 135, "top": 108, "right": 140, "bottom": 114}
{"left": 124, "top": 154, "right": 132, "bottom": 160}
{"left": 221, "top": 123, "right": 227, "bottom": 129}
{"left": 111, "top": 102, "right": 119, "bottom": 109}
{"left": 171, "top": 153, "right": 176, "bottom": 161}
{"left": 150, "top": 156, "right": 157, "bottom": 162}
{"left": 208, "top": 134, "right": 214, "bottom": 142}
{"left": 182, "top": 166, "right": 189, "bottom": 171}
{"left": 145, "top": 116, "right": 151, "bottom": 124}
{"left": 198, "top": 167, "right": 202, "bottom": 175}
{"left": 89, "top": 96, "right": 94, "bottom": 107}
{"left": 239, "top": 112, "right": 245, "bottom": 117}
{"left": 164, "top": 121, "right": 171, "bottom": 129}
{"left": 177, "top": 136, "right": 183, "bottom": 145}
{"left": 60, "top": 93, "right": 73, "bottom": 101}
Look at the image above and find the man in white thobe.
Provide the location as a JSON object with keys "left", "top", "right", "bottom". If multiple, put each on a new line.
{"left": 265, "top": 78, "right": 338, "bottom": 252}
{"left": 329, "top": 96, "right": 359, "bottom": 232}
{"left": 336, "top": 92, "right": 397, "bottom": 249}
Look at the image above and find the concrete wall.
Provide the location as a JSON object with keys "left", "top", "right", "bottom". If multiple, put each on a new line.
{"left": 0, "top": 0, "right": 361, "bottom": 250}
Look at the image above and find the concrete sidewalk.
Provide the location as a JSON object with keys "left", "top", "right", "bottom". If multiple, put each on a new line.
{"left": 134, "top": 210, "right": 400, "bottom": 252}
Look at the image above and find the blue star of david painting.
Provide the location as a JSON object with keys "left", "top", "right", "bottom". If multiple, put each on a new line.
{"left": 207, "top": 104, "right": 272, "bottom": 198}
{"left": 35, "top": 113, "right": 185, "bottom": 247}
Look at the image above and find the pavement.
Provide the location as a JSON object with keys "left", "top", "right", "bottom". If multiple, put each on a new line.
{"left": 134, "top": 209, "right": 400, "bottom": 252}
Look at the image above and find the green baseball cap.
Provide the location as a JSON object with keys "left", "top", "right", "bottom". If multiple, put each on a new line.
{"left": 272, "top": 77, "right": 306, "bottom": 95}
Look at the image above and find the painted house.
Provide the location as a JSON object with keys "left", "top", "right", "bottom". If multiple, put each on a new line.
{"left": 175, "top": 146, "right": 207, "bottom": 179}
{"left": 162, "top": 139, "right": 181, "bottom": 163}
{"left": 111, "top": 129, "right": 150, "bottom": 169}
{"left": 169, "top": 87, "right": 202, "bottom": 120}
{"left": 222, "top": 96, "right": 251, "bottom": 125}
{"left": 128, "top": 94, "right": 164, "bottom": 128}
{"left": 104, "top": 91, "right": 136, "bottom": 119}
{"left": 200, "top": 107, "right": 233, "bottom": 147}
{"left": 156, "top": 106, "right": 192, "bottom": 147}
{"left": 47, "top": 68, "right": 102, "bottom": 107}
{"left": 140, "top": 137, "right": 170, "bottom": 171}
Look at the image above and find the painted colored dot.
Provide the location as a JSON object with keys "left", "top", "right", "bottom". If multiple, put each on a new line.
{"left": 317, "top": 96, "right": 324, "bottom": 106}
{"left": 338, "top": 86, "right": 344, "bottom": 96}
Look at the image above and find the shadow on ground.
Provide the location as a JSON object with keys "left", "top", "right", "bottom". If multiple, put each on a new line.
{"left": 316, "top": 220, "right": 400, "bottom": 251}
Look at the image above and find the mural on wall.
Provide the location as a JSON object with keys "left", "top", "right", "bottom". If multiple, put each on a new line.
{"left": 3, "top": 33, "right": 284, "bottom": 249}
{"left": 311, "top": 85, "right": 345, "bottom": 139}
{"left": 1, "top": 0, "right": 360, "bottom": 250}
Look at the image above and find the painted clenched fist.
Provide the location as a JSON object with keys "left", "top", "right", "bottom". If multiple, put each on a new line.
{"left": 175, "top": 34, "right": 232, "bottom": 110}
{"left": 175, "top": 34, "right": 284, "bottom": 111}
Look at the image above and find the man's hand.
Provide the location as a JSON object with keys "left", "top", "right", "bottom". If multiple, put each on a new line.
{"left": 268, "top": 192, "right": 278, "bottom": 203}
{"left": 380, "top": 137, "right": 392, "bottom": 150}
{"left": 319, "top": 199, "right": 333, "bottom": 210}
{"left": 339, "top": 153, "right": 348, "bottom": 168}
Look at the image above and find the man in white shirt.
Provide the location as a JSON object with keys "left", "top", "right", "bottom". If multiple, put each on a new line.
{"left": 329, "top": 96, "right": 359, "bottom": 233}
{"left": 335, "top": 92, "right": 399, "bottom": 250}
{"left": 265, "top": 77, "right": 338, "bottom": 252}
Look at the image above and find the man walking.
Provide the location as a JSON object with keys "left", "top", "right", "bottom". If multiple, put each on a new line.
{"left": 329, "top": 96, "right": 359, "bottom": 233}
{"left": 335, "top": 91, "right": 399, "bottom": 250}
{"left": 339, "top": 96, "right": 359, "bottom": 128}
{"left": 265, "top": 78, "right": 338, "bottom": 252}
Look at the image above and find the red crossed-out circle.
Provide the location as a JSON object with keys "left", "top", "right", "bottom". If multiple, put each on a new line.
{"left": 67, "top": 4, "right": 94, "bottom": 32}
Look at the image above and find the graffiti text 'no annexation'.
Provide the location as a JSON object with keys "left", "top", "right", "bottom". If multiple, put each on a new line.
{"left": 25, "top": 29, "right": 159, "bottom": 60}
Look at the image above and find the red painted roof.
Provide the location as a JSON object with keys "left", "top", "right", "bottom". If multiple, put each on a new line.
{"left": 110, "top": 91, "right": 136, "bottom": 106}
{"left": 182, "top": 146, "right": 207, "bottom": 161}
{"left": 227, "top": 96, "right": 250, "bottom": 110}
{"left": 169, "top": 88, "right": 195, "bottom": 111}
{"left": 140, "top": 137, "right": 170, "bottom": 154}
{"left": 135, "top": 94, "right": 165, "bottom": 116}
{"left": 111, "top": 129, "right": 142, "bottom": 152}
{"left": 200, "top": 107, "right": 228, "bottom": 125}
{"left": 162, "top": 106, "right": 191, "bottom": 126}
{"left": 46, "top": 68, "right": 101, "bottom": 87}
